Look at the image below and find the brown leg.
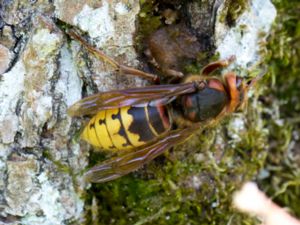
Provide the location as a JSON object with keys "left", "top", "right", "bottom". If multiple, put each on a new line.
{"left": 201, "top": 55, "right": 236, "bottom": 76}
{"left": 144, "top": 48, "right": 184, "bottom": 80}
{"left": 67, "top": 30, "right": 160, "bottom": 83}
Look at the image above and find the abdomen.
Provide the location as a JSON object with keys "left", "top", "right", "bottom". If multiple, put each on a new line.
{"left": 81, "top": 104, "right": 171, "bottom": 151}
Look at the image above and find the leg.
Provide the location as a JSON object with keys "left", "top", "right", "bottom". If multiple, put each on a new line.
{"left": 67, "top": 30, "right": 160, "bottom": 83}
{"left": 144, "top": 48, "right": 183, "bottom": 81}
{"left": 200, "top": 55, "right": 236, "bottom": 76}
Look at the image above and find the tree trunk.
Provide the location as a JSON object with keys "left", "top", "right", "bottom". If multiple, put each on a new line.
{"left": 0, "top": 0, "right": 276, "bottom": 224}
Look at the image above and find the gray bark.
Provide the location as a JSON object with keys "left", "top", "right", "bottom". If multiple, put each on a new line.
{"left": 0, "top": 0, "right": 276, "bottom": 224}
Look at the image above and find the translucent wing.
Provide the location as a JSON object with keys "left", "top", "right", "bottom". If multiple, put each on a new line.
{"left": 67, "top": 82, "right": 196, "bottom": 117}
{"left": 85, "top": 124, "right": 201, "bottom": 183}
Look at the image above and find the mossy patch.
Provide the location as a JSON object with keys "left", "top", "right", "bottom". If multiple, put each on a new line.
{"left": 219, "top": 0, "right": 250, "bottom": 26}
{"left": 134, "top": 0, "right": 162, "bottom": 52}
{"left": 256, "top": 0, "right": 300, "bottom": 218}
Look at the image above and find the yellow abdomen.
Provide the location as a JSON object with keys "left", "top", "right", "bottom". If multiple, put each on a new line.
{"left": 81, "top": 105, "right": 171, "bottom": 151}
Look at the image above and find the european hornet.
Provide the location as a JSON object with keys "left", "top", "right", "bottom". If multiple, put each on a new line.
{"left": 67, "top": 31, "right": 260, "bottom": 183}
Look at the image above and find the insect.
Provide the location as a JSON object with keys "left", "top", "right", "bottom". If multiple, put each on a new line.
{"left": 67, "top": 31, "right": 260, "bottom": 183}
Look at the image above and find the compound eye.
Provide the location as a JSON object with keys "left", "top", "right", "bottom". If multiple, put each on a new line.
{"left": 236, "top": 77, "right": 243, "bottom": 91}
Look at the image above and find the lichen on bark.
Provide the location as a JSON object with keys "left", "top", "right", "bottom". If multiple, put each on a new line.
{"left": 2, "top": 0, "right": 295, "bottom": 225}
{"left": 0, "top": 3, "right": 85, "bottom": 225}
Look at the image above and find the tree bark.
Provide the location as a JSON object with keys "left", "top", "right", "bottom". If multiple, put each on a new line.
{"left": 0, "top": 0, "right": 276, "bottom": 224}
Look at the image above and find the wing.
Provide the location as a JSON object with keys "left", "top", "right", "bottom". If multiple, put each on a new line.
{"left": 85, "top": 124, "right": 201, "bottom": 183}
{"left": 68, "top": 82, "right": 196, "bottom": 117}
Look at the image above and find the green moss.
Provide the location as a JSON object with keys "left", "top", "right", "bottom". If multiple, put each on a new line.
{"left": 134, "top": 0, "right": 162, "bottom": 52}
{"left": 256, "top": 0, "right": 300, "bottom": 218}
{"left": 219, "top": 0, "right": 250, "bottom": 26}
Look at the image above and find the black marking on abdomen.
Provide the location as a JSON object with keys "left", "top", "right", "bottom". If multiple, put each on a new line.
{"left": 111, "top": 109, "right": 132, "bottom": 147}
{"left": 102, "top": 111, "right": 116, "bottom": 149}
{"left": 89, "top": 117, "right": 103, "bottom": 147}
{"left": 128, "top": 106, "right": 155, "bottom": 142}
{"left": 99, "top": 119, "right": 105, "bottom": 125}
{"left": 92, "top": 120, "right": 103, "bottom": 147}
{"left": 147, "top": 105, "right": 169, "bottom": 134}
{"left": 89, "top": 122, "right": 95, "bottom": 129}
